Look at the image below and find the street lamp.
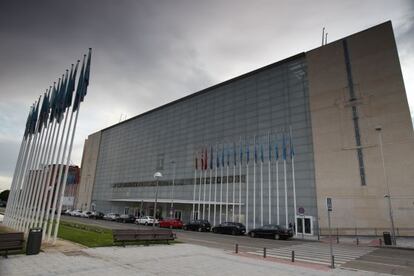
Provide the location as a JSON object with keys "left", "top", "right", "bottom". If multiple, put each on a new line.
{"left": 153, "top": 172, "right": 162, "bottom": 230}
{"left": 170, "top": 161, "right": 176, "bottom": 217}
{"left": 375, "top": 126, "right": 396, "bottom": 245}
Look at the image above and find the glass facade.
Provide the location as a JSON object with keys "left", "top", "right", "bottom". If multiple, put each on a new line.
{"left": 92, "top": 53, "right": 317, "bottom": 229}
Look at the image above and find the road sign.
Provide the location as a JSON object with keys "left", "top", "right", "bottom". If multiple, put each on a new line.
{"left": 326, "top": 197, "right": 332, "bottom": 212}
{"left": 298, "top": 207, "right": 305, "bottom": 215}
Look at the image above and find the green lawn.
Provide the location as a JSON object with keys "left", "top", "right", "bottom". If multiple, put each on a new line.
{"left": 57, "top": 221, "right": 114, "bottom": 247}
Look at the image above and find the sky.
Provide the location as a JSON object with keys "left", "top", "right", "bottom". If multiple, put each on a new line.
{"left": 0, "top": 0, "right": 413, "bottom": 191}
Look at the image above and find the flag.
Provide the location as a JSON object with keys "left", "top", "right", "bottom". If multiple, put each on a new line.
{"left": 282, "top": 133, "right": 287, "bottom": 161}
{"left": 23, "top": 105, "right": 33, "bottom": 139}
{"left": 233, "top": 142, "right": 237, "bottom": 166}
{"left": 195, "top": 153, "right": 198, "bottom": 170}
{"left": 246, "top": 142, "right": 250, "bottom": 164}
{"left": 227, "top": 146, "right": 230, "bottom": 167}
{"left": 260, "top": 142, "right": 264, "bottom": 163}
{"left": 65, "top": 62, "right": 79, "bottom": 108}
{"left": 216, "top": 146, "right": 220, "bottom": 168}
{"left": 204, "top": 148, "right": 208, "bottom": 170}
{"left": 210, "top": 145, "right": 213, "bottom": 170}
{"left": 201, "top": 150, "right": 204, "bottom": 171}
{"left": 268, "top": 133, "right": 272, "bottom": 162}
{"left": 73, "top": 48, "right": 92, "bottom": 111}
{"left": 37, "top": 91, "right": 49, "bottom": 133}
{"left": 221, "top": 145, "right": 225, "bottom": 167}
{"left": 239, "top": 139, "right": 243, "bottom": 166}
{"left": 254, "top": 138, "right": 257, "bottom": 164}
{"left": 49, "top": 82, "right": 57, "bottom": 122}
{"left": 30, "top": 98, "right": 40, "bottom": 135}
{"left": 275, "top": 139, "right": 279, "bottom": 161}
{"left": 290, "top": 131, "right": 295, "bottom": 158}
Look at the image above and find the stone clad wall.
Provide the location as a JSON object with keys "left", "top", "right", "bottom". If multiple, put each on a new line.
{"left": 307, "top": 21, "right": 414, "bottom": 232}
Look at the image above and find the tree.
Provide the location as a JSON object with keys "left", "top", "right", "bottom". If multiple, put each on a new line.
{"left": 0, "top": 190, "right": 10, "bottom": 202}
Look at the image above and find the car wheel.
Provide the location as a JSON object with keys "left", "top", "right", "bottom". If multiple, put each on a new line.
{"left": 198, "top": 227, "right": 203, "bottom": 232}
{"left": 250, "top": 232, "right": 255, "bottom": 238}
{"left": 213, "top": 228, "right": 218, "bottom": 233}
{"left": 183, "top": 226, "right": 187, "bottom": 230}
{"left": 145, "top": 222, "right": 148, "bottom": 226}
{"left": 231, "top": 229, "right": 237, "bottom": 235}
{"left": 274, "top": 234, "right": 280, "bottom": 240}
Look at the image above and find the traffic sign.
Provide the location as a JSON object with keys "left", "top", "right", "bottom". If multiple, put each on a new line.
{"left": 298, "top": 207, "right": 305, "bottom": 215}
{"left": 326, "top": 197, "right": 332, "bottom": 212}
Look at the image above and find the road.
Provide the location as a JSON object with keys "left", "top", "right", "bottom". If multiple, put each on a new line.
{"left": 62, "top": 215, "right": 414, "bottom": 275}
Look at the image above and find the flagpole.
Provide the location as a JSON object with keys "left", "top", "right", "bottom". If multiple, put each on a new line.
{"left": 253, "top": 136, "right": 256, "bottom": 230}
{"left": 238, "top": 142, "right": 242, "bottom": 223}
{"left": 245, "top": 162, "right": 249, "bottom": 232}
{"left": 34, "top": 120, "right": 57, "bottom": 227}
{"left": 53, "top": 106, "right": 80, "bottom": 243}
{"left": 276, "top": 159, "right": 280, "bottom": 225}
{"left": 48, "top": 106, "right": 73, "bottom": 242}
{"left": 20, "top": 127, "right": 46, "bottom": 232}
{"left": 232, "top": 162, "right": 235, "bottom": 221}
{"left": 284, "top": 133, "right": 288, "bottom": 228}
{"left": 42, "top": 114, "right": 65, "bottom": 240}
{"left": 9, "top": 135, "right": 33, "bottom": 228}
{"left": 268, "top": 132, "right": 272, "bottom": 225}
{"left": 220, "top": 153, "right": 223, "bottom": 224}
{"left": 202, "top": 166, "right": 206, "bottom": 220}
{"left": 192, "top": 154, "right": 197, "bottom": 220}
{"left": 197, "top": 158, "right": 202, "bottom": 219}
{"left": 208, "top": 166, "right": 212, "bottom": 222}
{"left": 226, "top": 159, "right": 229, "bottom": 222}
{"left": 4, "top": 134, "right": 27, "bottom": 226}
{"left": 290, "top": 126, "right": 297, "bottom": 236}
{"left": 26, "top": 120, "right": 52, "bottom": 229}
{"left": 39, "top": 119, "right": 61, "bottom": 231}
{"left": 16, "top": 111, "right": 42, "bottom": 231}
{"left": 260, "top": 152, "right": 263, "bottom": 226}
{"left": 213, "top": 145, "right": 217, "bottom": 226}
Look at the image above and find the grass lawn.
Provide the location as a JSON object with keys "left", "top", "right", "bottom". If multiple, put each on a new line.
{"left": 57, "top": 221, "right": 114, "bottom": 247}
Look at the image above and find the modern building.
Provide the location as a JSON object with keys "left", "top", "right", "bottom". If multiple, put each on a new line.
{"left": 77, "top": 21, "right": 414, "bottom": 236}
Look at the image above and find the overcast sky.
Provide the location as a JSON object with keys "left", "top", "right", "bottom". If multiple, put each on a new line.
{"left": 0, "top": 0, "right": 413, "bottom": 191}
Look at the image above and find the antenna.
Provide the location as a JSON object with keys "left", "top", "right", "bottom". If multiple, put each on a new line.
{"left": 325, "top": 32, "right": 328, "bottom": 45}
{"left": 322, "top": 27, "right": 325, "bottom": 46}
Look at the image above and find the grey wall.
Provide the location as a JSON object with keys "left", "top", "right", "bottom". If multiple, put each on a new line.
{"left": 92, "top": 54, "right": 317, "bottom": 228}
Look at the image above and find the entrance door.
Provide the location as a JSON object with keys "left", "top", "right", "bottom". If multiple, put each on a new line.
{"left": 174, "top": 210, "right": 182, "bottom": 220}
{"left": 296, "top": 216, "right": 313, "bottom": 235}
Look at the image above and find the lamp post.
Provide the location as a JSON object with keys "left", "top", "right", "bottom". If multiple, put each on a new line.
{"left": 153, "top": 172, "right": 162, "bottom": 230}
{"left": 170, "top": 161, "right": 176, "bottom": 217}
{"left": 375, "top": 126, "right": 396, "bottom": 245}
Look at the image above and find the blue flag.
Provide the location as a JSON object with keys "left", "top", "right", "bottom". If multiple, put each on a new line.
{"left": 227, "top": 147, "right": 230, "bottom": 167}
{"left": 221, "top": 145, "right": 225, "bottom": 167}
{"left": 268, "top": 136, "right": 272, "bottom": 161}
{"left": 275, "top": 140, "right": 279, "bottom": 161}
{"left": 290, "top": 132, "right": 295, "bottom": 158}
{"left": 239, "top": 140, "right": 243, "bottom": 166}
{"left": 246, "top": 142, "right": 250, "bottom": 164}
{"left": 282, "top": 133, "right": 287, "bottom": 161}
{"left": 260, "top": 143, "right": 264, "bottom": 163}
{"left": 254, "top": 140, "right": 257, "bottom": 164}
{"left": 233, "top": 143, "right": 237, "bottom": 166}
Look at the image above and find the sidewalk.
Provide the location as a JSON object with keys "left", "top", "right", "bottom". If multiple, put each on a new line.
{"left": 0, "top": 243, "right": 390, "bottom": 276}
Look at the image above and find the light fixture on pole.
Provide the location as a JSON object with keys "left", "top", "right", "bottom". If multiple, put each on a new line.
{"left": 375, "top": 126, "right": 396, "bottom": 245}
{"left": 153, "top": 171, "right": 162, "bottom": 230}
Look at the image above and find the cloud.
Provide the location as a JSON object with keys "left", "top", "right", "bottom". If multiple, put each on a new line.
{"left": 0, "top": 0, "right": 413, "bottom": 189}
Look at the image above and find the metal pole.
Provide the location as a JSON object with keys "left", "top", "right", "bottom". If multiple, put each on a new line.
{"left": 376, "top": 127, "right": 396, "bottom": 246}
{"left": 192, "top": 167, "right": 197, "bottom": 220}
{"left": 328, "top": 209, "right": 334, "bottom": 268}
{"left": 260, "top": 160, "right": 263, "bottom": 226}
{"left": 170, "top": 161, "right": 176, "bottom": 216}
{"left": 214, "top": 159, "right": 217, "bottom": 225}
{"left": 209, "top": 167, "right": 212, "bottom": 221}
{"left": 232, "top": 164, "right": 235, "bottom": 221}
{"left": 153, "top": 179, "right": 159, "bottom": 230}
{"left": 246, "top": 163, "right": 249, "bottom": 232}
{"left": 276, "top": 159, "right": 279, "bottom": 225}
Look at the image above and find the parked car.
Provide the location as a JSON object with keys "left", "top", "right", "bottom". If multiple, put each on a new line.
{"left": 80, "top": 211, "right": 92, "bottom": 218}
{"left": 103, "top": 213, "right": 120, "bottom": 221}
{"left": 248, "top": 224, "right": 293, "bottom": 240}
{"left": 159, "top": 218, "right": 183, "bottom": 229}
{"left": 64, "top": 209, "right": 72, "bottom": 215}
{"left": 212, "top": 222, "right": 246, "bottom": 235}
{"left": 70, "top": 209, "right": 82, "bottom": 217}
{"left": 117, "top": 214, "right": 136, "bottom": 223}
{"left": 183, "top": 220, "right": 211, "bottom": 232}
{"left": 135, "top": 216, "right": 159, "bottom": 225}
{"left": 89, "top": 211, "right": 105, "bottom": 220}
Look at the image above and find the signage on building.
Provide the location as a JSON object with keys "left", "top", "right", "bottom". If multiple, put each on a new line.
{"left": 326, "top": 197, "right": 333, "bottom": 212}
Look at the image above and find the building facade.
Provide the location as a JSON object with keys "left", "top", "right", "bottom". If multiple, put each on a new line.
{"left": 78, "top": 21, "right": 414, "bottom": 235}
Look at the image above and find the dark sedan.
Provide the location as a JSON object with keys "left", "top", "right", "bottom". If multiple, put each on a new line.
{"left": 183, "top": 220, "right": 211, "bottom": 232}
{"left": 117, "top": 214, "right": 136, "bottom": 223}
{"left": 248, "top": 224, "right": 293, "bottom": 240}
{"left": 212, "top": 222, "right": 246, "bottom": 235}
{"left": 89, "top": 211, "right": 105, "bottom": 220}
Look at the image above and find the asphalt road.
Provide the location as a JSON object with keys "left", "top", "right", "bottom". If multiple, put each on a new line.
{"left": 62, "top": 215, "right": 414, "bottom": 275}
